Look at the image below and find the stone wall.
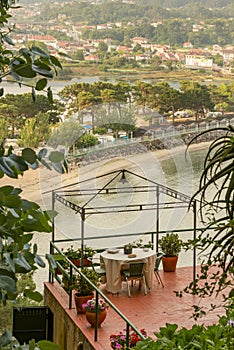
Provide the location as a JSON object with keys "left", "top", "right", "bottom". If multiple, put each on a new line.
{"left": 72, "top": 130, "right": 224, "bottom": 167}
{"left": 44, "top": 283, "right": 95, "bottom": 350}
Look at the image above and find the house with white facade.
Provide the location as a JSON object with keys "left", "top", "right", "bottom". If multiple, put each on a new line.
{"left": 185, "top": 55, "right": 213, "bottom": 68}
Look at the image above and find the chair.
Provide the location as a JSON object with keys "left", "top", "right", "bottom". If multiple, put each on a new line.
{"left": 121, "top": 261, "right": 147, "bottom": 297}
{"left": 154, "top": 252, "right": 164, "bottom": 288}
{"left": 87, "top": 256, "right": 106, "bottom": 279}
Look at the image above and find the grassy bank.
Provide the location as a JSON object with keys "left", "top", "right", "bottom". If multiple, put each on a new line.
{"left": 58, "top": 63, "right": 234, "bottom": 83}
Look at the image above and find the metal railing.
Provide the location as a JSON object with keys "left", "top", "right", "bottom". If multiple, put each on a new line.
{"left": 68, "top": 117, "right": 234, "bottom": 161}
{"left": 48, "top": 226, "right": 213, "bottom": 345}
{"left": 48, "top": 241, "right": 147, "bottom": 346}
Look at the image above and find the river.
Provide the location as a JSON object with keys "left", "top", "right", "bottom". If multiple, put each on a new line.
{"left": 1, "top": 77, "right": 182, "bottom": 97}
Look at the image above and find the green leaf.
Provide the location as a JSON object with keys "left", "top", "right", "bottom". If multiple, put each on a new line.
{"left": 51, "top": 162, "right": 63, "bottom": 174}
{"left": 32, "top": 86, "right": 36, "bottom": 102}
{"left": 35, "top": 255, "right": 46, "bottom": 267}
{"left": 0, "top": 329, "right": 12, "bottom": 347}
{"left": 0, "top": 213, "right": 6, "bottom": 225}
{"left": 24, "top": 289, "right": 43, "bottom": 302}
{"left": 14, "top": 253, "right": 31, "bottom": 271}
{"left": 37, "top": 340, "right": 60, "bottom": 350}
{"left": 32, "top": 64, "right": 53, "bottom": 78}
{"left": 48, "top": 151, "right": 65, "bottom": 163}
{"left": 38, "top": 148, "right": 48, "bottom": 159}
{"left": 4, "top": 34, "right": 14, "bottom": 46}
{"left": 47, "top": 86, "right": 53, "bottom": 103}
{"left": 31, "top": 46, "right": 50, "bottom": 58}
{"left": 15, "top": 64, "right": 37, "bottom": 78}
{"left": 0, "top": 185, "right": 14, "bottom": 196}
{"left": 3, "top": 194, "right": 22, "bottom": 208}
{"left": 22, "top": 148, "right": 37, "bottom": 164}
{"left": 35, "top": 78, "right": 47, "bottom": 91}
{"left": 49, "top": 55, "right": 63, "bottom": 69}
{"left": 0, "top": 88, "right": 4, "bottom": 96}
{"left": 0, "top": 275, "right": 17, "bottom": 293}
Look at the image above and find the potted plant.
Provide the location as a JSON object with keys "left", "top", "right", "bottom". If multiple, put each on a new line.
{"left": 124, "top": 243, "right": 133, "bottom": 254}
{"left": 158, "top": 233, "right": 183, "bottom": 272}
{"left": 74, "top": 267, "right": 99, "bottom": 314}
{"left": 64, "top": 245, "right": 95, "bottom": 267}
{"left": 82, "top": 297, "right": 108, "bottom": 327}
{"left": 110, "top": 328, "right": 147, "bottom": 349}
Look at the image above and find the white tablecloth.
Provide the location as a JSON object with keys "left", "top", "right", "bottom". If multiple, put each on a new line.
{"left": 101, "top": 248, "right": 156, "bottom": 294}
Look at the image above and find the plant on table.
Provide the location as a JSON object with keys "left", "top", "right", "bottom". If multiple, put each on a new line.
{"left": 132, "top": 238, "right": 153, "bottom": 249}
{"left": 110, "top": 328, "right": 147, "bottom": 349}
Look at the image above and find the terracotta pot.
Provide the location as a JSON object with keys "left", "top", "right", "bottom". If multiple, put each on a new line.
{"left": 54, "top": 267, "right": 62, "bottom": 275}
{"left": 70, "top": 258, "right": 91, "bottom": 267}
{"left": 162, "top": 256, "right": 178, "bottom": 272}
{"left": 85, "top": 310, "right": 107, "bottom": 327}
{"left": 74, "top": 293, "right": 94, "bottom": 314}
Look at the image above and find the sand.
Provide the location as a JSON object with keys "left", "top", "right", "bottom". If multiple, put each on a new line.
{"left": 1, "top": 141, "right": 210, "bottom": 205}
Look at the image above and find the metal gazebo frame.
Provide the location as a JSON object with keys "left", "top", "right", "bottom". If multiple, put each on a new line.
{"left": 51, "top": 168, "right": 197, "bottom": 280}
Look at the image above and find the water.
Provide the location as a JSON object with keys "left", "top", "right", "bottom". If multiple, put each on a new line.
{"left": 1, "top": 77, "right": 180, "bottom": 98}
{"left": 34, "top": 144, "right": 208, "bottom": 291}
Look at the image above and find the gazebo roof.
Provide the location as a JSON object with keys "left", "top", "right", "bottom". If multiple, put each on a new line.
{"left": 53, "top": 169, "right": 193, "bottom": 217}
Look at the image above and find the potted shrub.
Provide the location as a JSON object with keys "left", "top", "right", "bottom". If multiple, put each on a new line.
{"left": 158, "top": 233, "right": 183, "bottom": 272}
{"left": 64, "top": 245, "right": 95, "bottom": 267}
{"left": 74, "top": 267, "right": 99, "bottom": 314}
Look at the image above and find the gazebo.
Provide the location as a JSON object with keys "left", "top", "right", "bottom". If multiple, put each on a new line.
{"left": 51, "top": 168, "right": 197, "bottom": 280}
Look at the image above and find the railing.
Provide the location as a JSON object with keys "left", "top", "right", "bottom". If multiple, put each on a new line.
{"left": 48, "top": 226, "right": 214, "bottom": 345}
{"left": 68, "top": 117, "right": 234, "bottom": 161}
{"left": 48, "top": 241, "right": 147, "bottom": 346}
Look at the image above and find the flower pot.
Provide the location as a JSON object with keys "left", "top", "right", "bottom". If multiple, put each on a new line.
{"left": 85, "top": 310, "right": 107, "bottom": 327}
{"left": 70, "top": 258, "right": 92, "bottom": 267}
{"left": 74, "top": 293, "right": 94, "bottom": 314}
{"left": 54, "top": 267, "right": 62, "bottom": 275}
{"left": 124, "top": 245, "right": 132, "bottom": 254}
{"left": 162, "top": 255, "right": 178, "bottom": 272}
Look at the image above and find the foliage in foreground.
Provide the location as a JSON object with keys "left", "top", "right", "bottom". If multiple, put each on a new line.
{"left": 133, "top": 306, "right": 234, "bottom": 349}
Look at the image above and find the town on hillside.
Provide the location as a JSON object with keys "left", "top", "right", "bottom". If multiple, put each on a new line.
{"left": 9, "top": 0, "right": 234, "bottom": 77}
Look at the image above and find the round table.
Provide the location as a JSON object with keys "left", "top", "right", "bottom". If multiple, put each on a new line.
{"left": 101, "top": 248, "right": 156, "bottom": 294}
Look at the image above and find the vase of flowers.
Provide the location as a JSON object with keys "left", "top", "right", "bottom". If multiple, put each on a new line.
{"left": 82, "top": 298, "right": 108, "bottom": 327}
{"left": 110, "top": 328, "right": 147, "bottom": 349}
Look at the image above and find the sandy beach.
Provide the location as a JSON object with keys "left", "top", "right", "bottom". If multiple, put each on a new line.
{"left": 1, "top": 140, "right": 210, "bottom": 205}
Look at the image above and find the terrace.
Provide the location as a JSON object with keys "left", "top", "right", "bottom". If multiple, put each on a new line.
{"left": 14, "top": 169, "right": 224, "bottom": 349}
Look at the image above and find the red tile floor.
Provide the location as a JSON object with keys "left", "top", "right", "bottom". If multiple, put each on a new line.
{"left": 46, "top": 266, "right": 226, "bottom": 350}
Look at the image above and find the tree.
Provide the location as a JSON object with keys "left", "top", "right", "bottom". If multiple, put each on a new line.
{"left": 18, "top": 112, "right": 51, "bottom": 148}
{"left": 75, "top": 133, "right": 98, "bottom": 149}
{"left": 48, "top": 118, "right": 83, "bottom": 151}
{"left": 180, "top": 81, "right": 214, "bottom": 121}
{"left": 97, "top": 41, "right": 108, "bottom": 59}
{"left": 0, "top": 118, "right": 8, "bottom": 140}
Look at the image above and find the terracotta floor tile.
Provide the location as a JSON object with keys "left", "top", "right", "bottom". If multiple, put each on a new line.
{"left": 46, "top": 266, "right": 226, "bottom": 349}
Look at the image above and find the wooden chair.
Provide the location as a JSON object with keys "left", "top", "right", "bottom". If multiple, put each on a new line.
{"left": 121, "top": 261, "right": 147, "bottom": 297}
{"left": 154, "top": 252, "right": 164, "bottom": 288}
